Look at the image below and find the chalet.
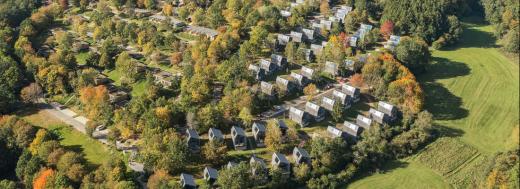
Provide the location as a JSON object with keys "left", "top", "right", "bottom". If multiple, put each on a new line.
{"left": 277, "top": 34, "right": 291, "bottom": 46}
{"left": 276, "top": 76, "right": 295, "bottom": 93}
{"left": 312, "top": 22, "right": 322, "bottom": 31}
{"left": 343, "top": 121, "right": 363, "bottom": 138}
{"left": 186, "top": 129, "right": 200, "bottom": 152}
{"left": 248, "top": 64, "right": 265, "bottom": 81}
{"left": 293, "top": 147, "right": 311, "bottom": 165}
{"left": 329, "top": 16, "right": 340, "bottom": 23}
{"left": 302, "top": 28, "right": 315, "bottom": 42}
{"left": 203, "top": 167, "right": 218, "bottom": 183}
{"left": 310, "top": 44, "right": 323, "bottom": 54}
{"left": 231, "top": 126, "right": 247, "bottom": 150}
{"left": 271, "top": 153, "right": 291, "bottom": 173}
{"left": 109, "top": 91, "right": 130, "bottom": 104}
{"left": 150, "top": 14, "right": 186, "bottom": 28}
{"left": 290, "top": 31, "right": 303, "bottom": 43}
{"left": 250, "top": 156, "right": 267, "bottom": 176}
{"left": 324, "top": 61, "right": 338, "bottom": 76}
{"left": 290, "top": 72, "right": 307, "bottom": 87}
{"left": 260, "top": 59, "right": 276, "bottom": 74}
{"left": 289, "top": 106, "right": 311, "bottom": 127}
{"left": 226, "top": 161, "right": 237, "bottom": 169}
{"left": 332, "top": 90, "right": 351, "bottom": 109}
{"left": 208, "top": 128, "right": 224, "bottom": 142}
{"left": 320, "top": 19, "right": 333, "bottom": 30}
{"left": 378, "top": 101, "right": 397, "bottom": 118}
{"left": 369, "top": 108, "right": 386, "bottom": 124}
{"left": 342, "top": 84, "right": 360, "bottom": 102}
{"left": 260, "top": 81, "right": 276, "bottom": 97}
{"left": 94, "top": 74, "right": 110, "bottom": 86}
{"left": 356, "top": 115, "right": 372, "bottom": 129}
{"left": 280, "top": 10, "right": 292, "bottom": 17}
{"left": 271, "top": 54, "right": 287, "bottom": 70}
{"left": 304, "top": 48, "right": 315, "bottom": 62}
{"left": 321, "top": 96, "right": 336, "bottom": 111}
{"left": 186, "top": 25, "right": 219, "bottom": 40}
{"left": 252, "top": 122, "right": 266, "bottom": 147}
{"left": 72, "top": 41, "right": 89, "bottom": 52}
{"left": 180, "top": 173, "right": 196, "bottom": 189}
{"left": 305, "top": 101, "right": 326, "bottom": 122}
{"left": 301, "top": 66, "right": 315, "bottom": 80}
{"left": 349, "top": 36, "right": 358, "bottom": 47}
{"left": 153, "top": 71, "right": 175, "bottom": 88}
{"left": 275, "top": 119, "right": 289, "bottom": 135}
{"left": 327, "top": 126, "right": 347, "bottom": 138}
{"left": 344, "top": 59, "right": 355, "bottom": 71}
{"left": 357, "top": 23, "right": 373, "bottom": 38}
{"left": 384, "top": 35, "right": 401, "bottom": 50}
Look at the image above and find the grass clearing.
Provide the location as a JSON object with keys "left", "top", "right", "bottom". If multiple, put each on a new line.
{"left": 415, "top": 138, "right": 479, "bottom": 175}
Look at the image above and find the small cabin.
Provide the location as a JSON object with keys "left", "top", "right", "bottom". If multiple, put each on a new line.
{"left": 252, "top": 122, "right": 266, "bottom": 147}
{"left": 327, "top": 126, "right": 347, "bottom": 139}
{"left": 378, "top": 101, "right": 398, "bottom": 119}
{"left": 305, "top": 102, "right": 326, "bottom": 122}
{"left": 260, "top": 81, "right": 276, "bottom": 97}
{"left": 343, "top": 121, "right": 363, "bottom": 139}
{"left": 290, "top": 72, "right": 307, "bottom": 88}
{"left": 332, "top": 90, "right": 352, "bottom": 109}
{"left": 203, "top": 167, "right": 218, "bottom": 183}
{"left": 301, "top": 66, "right": 315, "bottom": 80}
{"left": 226, "top": 161, "right": 237, "bottom": 169}
{"left": 248, "top": 64, "right": 265, "bottom": 81}
{"left": 260, "top": 59, "right": 276, "bottom": 74}
{"left": 321, "top": 96, "right": 336, "bottom": 111}
{"left": 310, "top": 44, "right": 323, "bottom": 54}
{"left": 271, "top": 152, "right": 291, "bottom": 173}
{"left": 277, "top": 34, "right": 291, "bottom": 46}
{"left": 231, "top": 126, "right": 247, "bottom": 150}
{"left": 275, "top": 119, "right": 289, "bottom": 135}
{"left": 208, "top": 128, "right": 224, "bottom": 142}
{"left": 186, "top": 129, "right": 200, "bottom": 152}
{"left": 356, "top": 115, "right": 373, "bottom": 129}
{"left": 302, "top": 28, "right": 315, "bottom": 42}
{"left": 290, "top": 31, "right": 303, "bottom": 43}
{"left": 289, "top": 107, "right": 311, "bottom": 127}
{"left": 324, "top": 61, "right": 338, "bottom": 76}
{"left": 180, "top": 173, "right": 196, "bottom": 189}
{"left": 276, "top": 76, "right": 295, "bottom": 94}
{"left": 271, "top": 54, "right": 287, "bottom": 71}
{"left": 293, "top": 147, "right": 311, "bottom": 165}
{"left": 320, "top": 20, "right": 333, "bottom": 30}
{"left": 369, "top": 108, "right": 386, "bottom": 124}
{"left": 342, "top": 84, "right": 360, "bottom": 103}
{"left": 250, "top": 156, "right": 267, "bottom": 176}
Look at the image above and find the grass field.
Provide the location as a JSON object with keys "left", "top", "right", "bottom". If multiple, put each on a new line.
{"left": 348, "top": 20, "right": 519, "bottom": 188}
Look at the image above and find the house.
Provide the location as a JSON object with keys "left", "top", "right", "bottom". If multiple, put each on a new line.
{"left": 280, "top": 10, "right": 292, "bottom": 17}
{"left": 153, "top": 71, "right": 176, "bottom": 88}
{"left": 321, "top": 96, "right": 335, "bottom": 111}
{"left": 231, "top": 126, "right": 247, "bottom": 150}
{"left": 301, "top": 66, "right": 314, "bottom": 80}
{"left": 333, "top": 90, "right": 351, "bottom": 109}
{"left": 277, "top": 34, "right": 291, "bottom": 46}
{"left": 260, "top": 59, "right": 276, "bottom": 74}
{"left": 329, "top": 16, "right": 340, "bottom": 23}
{"left": 358, "top": 23, "right": 373, "bottom": 38}
{"left": 109, "top": 90, "right": 130, "bottom": 104}
{"left": 384, "top": 35, "right": 401, "bottom": 50}
{"left": 275, "top": 119, "right": 289, "bottom": 135}
{"left": 293, "top": 147, "right": 311, "bottom": 165}
{"left": 302, "top": 28, "right": 315, "bottom": 42}
{"left": 186, "top": 25, "right": 219, "bottom": 40}
{"left": 271, "top": 54, "right": 287, "bottom": 70}
{"left": 226, "top": 161, "right": 237, "bottom": 169}
{"left": 349, "top": 36, "right": 358, "bottom": 47}
{"left": 327, "top": 126, "right": 347, "bottom": 138}
{"left": 290, "top": 31, "right": 303, "bottom": 43}
{"left": 310, "top": 44, "right": 323, "bottom": 54}
{"left": 343, "top": 121, "right": 363, "bottom": 138}
{"left": 305, "top": 101, "right": 326, "bottom": 122}
{"left": 208, "top": 128, "right": 224, "bottom": 142}
{"left": 149, "top": 14, "right": 186, "bottom": 28}
{"left": 276, "top": 76, "right": 295, "bottom": 93}
{"left": 304, "top": 48, "right": 315, "bottom": 62}
{"left": 203, "top": 167, "right": 218, "bottom": 183}
{"left": 342, "top": 84, "right": 360, "bottom": 102}
{"left": 271, "top": 152, "right": 291, "bottom": 173}
{"left": 180, "top": 173, "right": 196, "bottom": 189}
{"left": 252, "top": 122, "right": 266, "bottom": 147}
{"left": 320, "top": 19, "right": 333, "bottom": 30}
{"left": 260, "top": 81, "right": 276, "bottom": 97}
{"left": 356, "top": 115, "right": 372, "bottom": 129}
{"left": 289, "top": 107, "right": 311, "bottom": 127}
{"left": 344, "top": 59, "right": 355, "bottom": 71}
{"left": 186, "top": 129, "right": 200, "bottom": 152}
{"left": 72, "top": 41, "right": 89, "bottom": 52}
{"left": 290, "top": 72, "right": 307, "bottom": 87}
{"left": 250, "top": 156, "right": 267, "bottom": 176}
{"left": 378, "top": 101, "right": 397, "bottom": 118}
{"left": 324, "top": 61, "right": 338, "bottom": 76}
{"left": 248, "top": 64, "right": 265, "bottom": 81}
{"left": 369, "top": 108, "right": 387, "bottom": 124}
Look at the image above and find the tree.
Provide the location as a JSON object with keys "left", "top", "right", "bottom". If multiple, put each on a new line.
{"left": 380, "top": 20, "right": 394, "bottom": 39}
{"left": 33, "top": 168, "right": 54, "bottom": 189}
{"left": 303, "top": 84, "right": 318, "bottom": 101}
{"left": 268, "top": 167, "right": 291, "bottom": 189}
{"left": 196, "top": 105, "right": 223, "bottom": 133}
{"left": 79, "top": 86, "right": 112, "bottom": 120}
{"left": 0, "top": 53, "right": 22, "bottom": 114}
{"left": 265, "top": 120, "right": 299, "bottom": 153}
{"left": 217, "top": 162, "right": 253, "bottom": 188}
{"left": 238, "top": 107, "right": 254, "bottom": 127}
{"left": 0, "top": 180, "right": 16, "bottom": 189}
{"left": 201, "top": 140, "right": 228, "bottom": 165}
{"left": 502, "top": 27, "right": 519, "bottom": 53}
{"left": 293, "top": 163, "right": 311, "bottom": 184}
{"left": 140, "top": 130, "right": 189, "bottom": 174}
{"left": 395, "top": 37, "right": 430, "bottom": 73}
{"left": 331, "top": 100, "right": 344, "bottom": 122}
{"left": 320, "top": 0, "right": 330, "bottom": 16}
{"left": 350, "top": 73, "right": 364, "bottom": 87}
{"left": 310, "top": 138, "right": 349, "bottom": 175}
{"left": 147, "top": 170, "right": 176, "bottom": 189}
{"left": 20, "top": 83, "right": 43, "bottom": 103}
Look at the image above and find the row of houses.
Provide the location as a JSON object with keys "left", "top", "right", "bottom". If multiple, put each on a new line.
{"left": 289, "top": 84, "right": 361, "bottom": 127}
{"left": 248, "top": 54, "right": 288, "bottom": 81}
{"left": 180, "top": 146, "right": 311, "bottom": 188}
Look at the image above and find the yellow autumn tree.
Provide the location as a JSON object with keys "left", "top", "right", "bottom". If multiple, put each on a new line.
{"left": 79, "top": 86, "right": 110, "bottom": 120}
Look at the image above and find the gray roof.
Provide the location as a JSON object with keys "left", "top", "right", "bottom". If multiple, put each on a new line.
{"left": 186, "top": 128, "right": 200, "bottom": 139}
{"left": 277, "top": 34, "right": 291, "bottom": 45}
{"left": 324, "top": 61, "right": 338, "bottom": 75}
{"left": 180, "top": 173, "right": 196, "bottom": 187}
{"left": 301, "top": 66, "right": 314, "bottom": 79}
{"left": 369, "top": 108, "right": 385, "bottom": 124}
{"left": 302, "top": 28, "right": 314, "bottom": 40}
{"left": 305, "top": 101, "right": 322, "bottom": 117}
{"left": 271, "top": 54, "right": 285, "bottom": 66}
{"left": 260, "top": 59, "right": 274, "bottom": 71}
{"left": 293, "top": 147, "right": 310, "bottom": 158}
{"left": 186, "top": 25, "right": 218, "bottom": 38}
{"left": 310, "top": 44, "right": 323, "bottom": 54}
{"left": 252, "top": 122, "right": 266, "bottom": 134}
{"left": 231, "top": 126, "right": 246, "bottom": 137}
{"left": 208, "top": 128, "right": 223, "bottom": 140}
{"left": 320, "top": 20, "right": 332, "bottom": 30}
{"left": 204, "top": 167, "right": 218, "bottom": 179}
{"left": 290, "top": 106, "right": 305, "bottom": 119}
{"left": 321, "top": 96, "right": 335, "bottom": 111}
{"left": 276, "top": 76, "right": 290, "bottom": 89}
{"left": 260, "top": 81, "right": 275, "bottom": 96}
{"left": 343, "top": 121, "right": 361, "bottom": 136}
{"left": 272, "top": 152, "right": 290, "bottom": 164}
{"left": 276, "top": 119, "right": 288, "bottom": 130}
{"left": 250, "top": 156, "right": 266, "bottom": 168}
{"left": 332, "top": 90, "right": 349, "bottom": 104}
{"left": 290, "top": 72, "right": 304, "bottom": 85}
{"left": 356, "top": 115, "right": 372, "bottom": 129}
{"left": 342, "top": 84, "right": 359, "bottom": 97}
{"left": 378, "top": 101, "right": 396, "bottom": 116}
{"left": 327, "top": 126, "right": 345, "bottom": 138}
{"left": 290, "top": 31, "right": 303, "bottom": 43}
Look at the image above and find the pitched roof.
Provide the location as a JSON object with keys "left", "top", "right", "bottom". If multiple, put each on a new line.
{"left": 302, "top": 28, "right": 314, "bottom": 40}
{"left": 290, "top": 31, "right": 303, "bottom": 42}
{"left": 305, "top": 101, "right": 322, "bottom": 116}
{"left": 204, "top": 167, "right": 218, "bottom": 179}
{"left": 186, "top": 25, "right": 218, "bottom": 37}
{"left": 333, "top": 90, "right": 348, "bottom": 104}
{"left": 290, "top": 106, "right": 305, "bottom": 118}
{"left": 231, "top": 126, "right": 246, "bottom": 137}
{"left": 276, "top": 119, "right": 288, "bottom": 129}
{"left": 325, "top": 61, "right": 338, "bottom": 75}
{"left": 250, "top": 156, "right": 266, "bottom": 167}
{"left": 276, "top": 76, "right": 289, "bottom": 88}
{"left": 180, "top": 173, "right": 196, "bottom": 186}
{"left": 271, "top": 54, "right": 285, "bottom": 65}
{"left": 277, "top": 34, "right": 291, "bottom": 44}
{"left": 327, "top": 126, "right": 345, "bottom": 138}
{"left": 321, "top": 96, "right": 336, "bottom": 111}
{"left": 209, "top": 128, "right": 223, "bottom": 140}
{"left": 378, "top": 101, "right": 396, "bottom": 116}
{"left": 186, "top": 128, "right": 200, "bottom": 139}
{"left": 310, "top": 44, "right": 323, "bottom": 53}
{"left": 290, "top": 72, "right": 304, "bottom": 84}
{"left": 272, "top": 152, "right": 290, "bottom": 164}
{"left": 252, "top": 122, "right": 266, "bottom": 134}
{"left": 342, "top": 84, "right": 359, "bottom": 97}
{"left": 260, "top": 81, "right": 275, "bottom": 96}
{"left": 293, "top": 147, "right": 310, "bottom": 158}
{"left": 369, "top": 108, "right": 385, "bottom": 120}
{"left": 343, "top": 121, "right": 361, "bottom": 135}
{"left": 356, "top": 115, "right": 372, "bottom": 129}
{"left": 301, "top": 66, "right": 314, "bottom": 79}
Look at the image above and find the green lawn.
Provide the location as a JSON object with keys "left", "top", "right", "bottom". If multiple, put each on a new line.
{"left": 348, "top": 21, "right": 519, "bottom": 188}
{"left": 75, "top": 51, "right": 89, "bottom": 65}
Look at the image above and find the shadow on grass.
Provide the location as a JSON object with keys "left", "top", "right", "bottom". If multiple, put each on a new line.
{"left": 435, "top": 124, "right": 465, "bottom": 138}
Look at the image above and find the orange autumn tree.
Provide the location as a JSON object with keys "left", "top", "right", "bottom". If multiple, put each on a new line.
{"left": 33, "top": 168, "right": 54, "bottom": 189}
{"left": 380, "top": 20, "right": 394, "bottom": 39}
{"left": 79, "top": 85, "right": 111, "bottom": 120}
{"left": 350, "top": 73, "right": 364, "bottom": 87}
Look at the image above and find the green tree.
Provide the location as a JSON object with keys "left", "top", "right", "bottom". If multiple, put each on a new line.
{"left": 201, "top": 140, "right": 228, "bottom": 165}
{"left": 217, "top": 162, "right": 253, "bottom": 189}
{"left": 331, "top": 100, "right": 344, "bottom": 122}
{"left": 394, "top": 37, "right": 430, "bottom": 73}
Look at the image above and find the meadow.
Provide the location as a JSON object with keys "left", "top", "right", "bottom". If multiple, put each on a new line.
{"left": 348, "top": 20, "right": 519, "bottom": 188}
